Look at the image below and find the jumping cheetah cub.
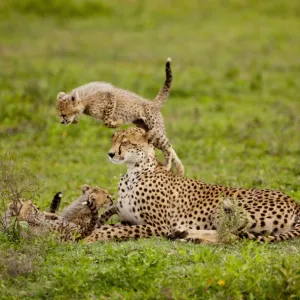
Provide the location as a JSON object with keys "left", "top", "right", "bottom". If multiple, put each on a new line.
{"left": 56, "top": 59, "right": 184, "bottom": 176}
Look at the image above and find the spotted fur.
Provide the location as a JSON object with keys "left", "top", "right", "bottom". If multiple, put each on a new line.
{"left": 85, "top": 128, "right": 300, "bottom": 243}
{"left": 4, "top": 185, "right": 112, "bottom": 242}
{"left": 56, "top": 58, "right": 184, "bottom": 175}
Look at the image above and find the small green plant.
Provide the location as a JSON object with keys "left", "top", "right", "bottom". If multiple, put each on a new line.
{"left": 0, "top": 153, "right": 42, "bottom": 239}
{"left": 217, "top": 197, "right": 248, "bottom": 243}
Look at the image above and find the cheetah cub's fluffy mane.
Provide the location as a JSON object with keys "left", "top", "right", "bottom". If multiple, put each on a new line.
{"left": 56, "top": 58, "right": 184, "bottom": 176}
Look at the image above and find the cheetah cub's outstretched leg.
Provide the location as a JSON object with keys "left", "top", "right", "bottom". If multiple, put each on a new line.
{"left": 145, "top": 59, "right": 184, "bottom": 175}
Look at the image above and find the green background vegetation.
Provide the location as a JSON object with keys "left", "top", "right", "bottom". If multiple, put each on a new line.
{"left": 0, "top": 0, "right": 300, "bottom": 299}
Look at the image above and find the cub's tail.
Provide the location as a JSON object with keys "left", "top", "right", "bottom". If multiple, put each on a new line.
{"left": 50, "top": 192, "right": 62, "bottom": 213}
{"left": 153, "top": 58, "right": 172, "bottom": 109}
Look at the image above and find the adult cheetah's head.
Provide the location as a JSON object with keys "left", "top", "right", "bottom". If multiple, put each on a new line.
{"left": 56, "top": 91, "right": 83, "bottom": 125}
{"left": 108, "top": 127, "right": 153, "bottom": 165}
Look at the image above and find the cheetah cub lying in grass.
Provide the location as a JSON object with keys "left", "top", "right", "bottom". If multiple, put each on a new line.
{"left": 4, "top": 185, "right": 113, "bottom": 242}
{"left": 56, "top": 59, "right": 184, "bottom": 176}
{"left": 87, "top": 127, "right": 300, "bottom": 243}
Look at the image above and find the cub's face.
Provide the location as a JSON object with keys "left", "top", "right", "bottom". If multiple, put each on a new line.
{"left": 89, "top": 187, "right": 114, "bottom": 209}
{"left": 56, "top": 92, "right": 83, "bottom": 125}
{"left": 7, "top": 200, "right": 40, "bottom": 222}
{"left": 108, "top": 128, "right": 149, "bottom": 165}
{"left": 81, "top": 184, "right": 114, "bottom": 209}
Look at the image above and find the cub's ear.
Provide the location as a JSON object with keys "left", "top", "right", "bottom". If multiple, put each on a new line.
{"left": 81, "top": 184, "right": 91, "bottom": 194}
{"left": 57, "top": 92, "right": 66, "bottom": 100}
{"left": 70, "top": 91, "right": 80, "bottom": 101}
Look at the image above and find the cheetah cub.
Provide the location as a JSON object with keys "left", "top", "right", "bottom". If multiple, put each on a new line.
{"left": 4, "top": 185, "right": 113, "bottom": 242}
{"left": 58, "top": 184, "right": 114, "bottom": 231}
{"left": 56, "top": 59, "right": 184, "bottom": 176}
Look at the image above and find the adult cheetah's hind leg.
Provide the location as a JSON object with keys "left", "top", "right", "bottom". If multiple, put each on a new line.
{"left": 84, "top": 224, "right": 169, "bottom": 243}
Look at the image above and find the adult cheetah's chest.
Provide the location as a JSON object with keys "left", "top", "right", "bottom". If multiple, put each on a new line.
{"left": 116, "top": 173, "right": 145, "bottom": 225}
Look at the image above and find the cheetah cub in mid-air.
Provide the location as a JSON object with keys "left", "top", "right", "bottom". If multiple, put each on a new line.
{"left": 56, "top": 59, "right": 184, "bottom": 175}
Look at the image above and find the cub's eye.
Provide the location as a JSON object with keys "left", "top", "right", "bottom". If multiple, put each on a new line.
{"left": 62, "top": 114, "right": 66, "bottom": 118}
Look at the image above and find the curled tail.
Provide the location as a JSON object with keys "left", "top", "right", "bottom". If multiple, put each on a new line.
{"left": 81, "top": 199, "right": 98, "bottom": 238}
{"left": 50, "top": 192, "right": 62, "bottom": 213}
{"left": 153, "top": 58, "right": 172, "bottom": 109}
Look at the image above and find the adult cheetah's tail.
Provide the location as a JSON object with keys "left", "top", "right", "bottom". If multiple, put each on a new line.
{"left": 153, "top": 58, "right": 172, "bottom": 109}
{"left": 241, "top": 212, "right": 300, "bottom": 243}
{"left": 81, "top": 199, "right": 98, "bottom": 238}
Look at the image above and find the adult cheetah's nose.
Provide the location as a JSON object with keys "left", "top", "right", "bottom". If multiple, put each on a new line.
{"left": 108, "top": 152, "right": 115, "bottom": 158}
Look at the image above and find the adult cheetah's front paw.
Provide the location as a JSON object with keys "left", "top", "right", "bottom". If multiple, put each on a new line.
{"left": 167, "top": 230, "right": 188, "bottom": 240}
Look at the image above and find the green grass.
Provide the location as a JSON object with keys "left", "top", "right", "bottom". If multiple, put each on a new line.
{"left": 0, "top": 0, "right": 300, "bottom": 298}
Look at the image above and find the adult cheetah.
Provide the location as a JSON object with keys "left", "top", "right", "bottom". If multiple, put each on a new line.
{"left": 56, "top": 59, "right": 184, "bottom": 175}
{"left": 85, "top": 127, "right": 300, "bottom": 243}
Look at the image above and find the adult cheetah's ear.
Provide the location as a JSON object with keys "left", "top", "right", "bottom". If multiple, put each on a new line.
{"left": 57, "top": 92, "right": 66, "bottom": 101}
{"left": 81, "top": 184, "right": 91, "bottom": 194}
